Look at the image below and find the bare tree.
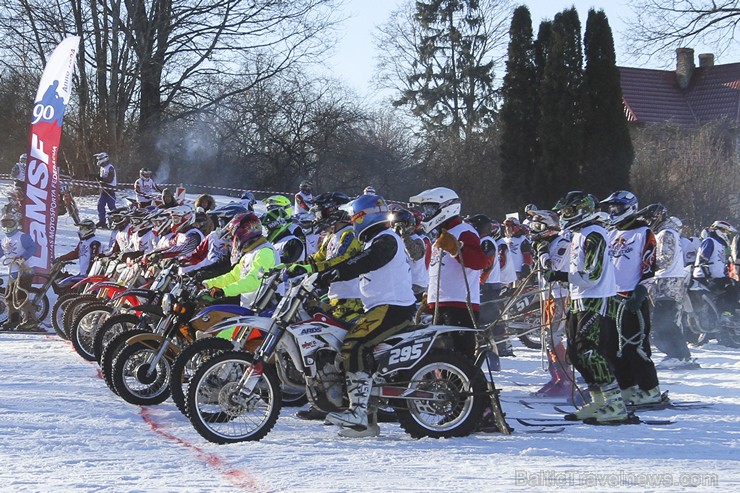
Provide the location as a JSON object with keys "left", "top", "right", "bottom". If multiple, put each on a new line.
{"left": 625, "top": 0, "right": 740, "bottom": 62}
{"left": 630, "top": 121, "right": 740, "bottom": 232}
{"left": 0, "top": 0, "right": 342, "bottom": 174}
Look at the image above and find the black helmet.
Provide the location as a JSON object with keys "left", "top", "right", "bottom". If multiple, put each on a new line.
{"left": 553, "top": 191, "right": 599, "bottom": 231}
{"left": 389, "top": 208, "right": 416, "bottom": 236}
{"left": 637, "top": 203, "right": 669, "bottom": 231}
{"left": 464, "top": 214, "right": 494, "bottom": 238}
{"left": 310, "top": 192, "right": 350, "bottom": 230}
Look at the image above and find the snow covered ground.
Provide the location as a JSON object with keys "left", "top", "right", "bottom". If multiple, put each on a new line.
{"left": 0, "top": 185, "right": 738, "bottom": 492}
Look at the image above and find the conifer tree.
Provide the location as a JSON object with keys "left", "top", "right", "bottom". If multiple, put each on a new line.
{"left": 535, "top": 8, "right": 585, "bottom": 208}
{"left": 499, "top": 6, "right": 538, "bottom": 209}
{"left": 582, "top": 9, "right": 634, "bottom": 199}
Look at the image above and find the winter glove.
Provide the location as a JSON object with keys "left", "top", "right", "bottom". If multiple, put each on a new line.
{"left": 316, "top": 269, "right": 339, "bottom": 289}
{"left": 434, "top": 229, "right": 461, "bottom": 256}
{"left": 624, "top": 284, "right": 648, "bottom": 313}
{"left": 287, "top": 263, "right": 314, "bottom": 277}
{"left": 209, "top": 287, "right": 225, "bottom": 299}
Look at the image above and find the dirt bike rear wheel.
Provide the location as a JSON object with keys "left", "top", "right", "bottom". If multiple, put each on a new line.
{"left": 28, "top": 288, "right": 49, "bottom": 322}
{"left": 93, "top": 313, "right": 139, "bottom": 363}
{"left": 63, "top": 294, "right": 99, "bottom": 339}
{"left": 187, "top": 351, "right": 282, "bottom": 444}
{"left": 52, "top": 292, "right": 78, "bottom": 339}
{"left": 395, "top": 350, "right": 487, "bottom": 439}
{"left": 71, "top": 303, "right": 111, "bottom": 361}
{"left": 111, "top": 339, "right": 173, "bottom": 405}
{"left": 171, "top": 337, "right": 233, "bottom": 415}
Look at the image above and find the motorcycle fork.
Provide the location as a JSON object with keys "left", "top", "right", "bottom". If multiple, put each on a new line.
{"left": 236, "top": 360, "right": 264, "bottom": 396}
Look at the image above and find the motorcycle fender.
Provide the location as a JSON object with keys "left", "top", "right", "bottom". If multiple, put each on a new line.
{"left": 375, "top": 325, "right": 479, "bottom": 375}
{"left": 124, "top": 333, "right": 180, "bottom": 361}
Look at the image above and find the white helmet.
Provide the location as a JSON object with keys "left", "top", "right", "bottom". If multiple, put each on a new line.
{"left": 18, "top": 153, "right": 27, "bottom": 165}
{"left": 94, "top": 152, "right": 109, "bottom": 166}
{"left": 409, "top": 187, "right": 461, "bottom": 233}
{"left": 709, "top": 220, "right": 737, "bottom": 245}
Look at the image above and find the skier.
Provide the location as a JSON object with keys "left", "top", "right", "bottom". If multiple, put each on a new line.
{"left": 409, "top": 187, "right": 487, "bottom": 359}
{"left": 503, "top": 217, "right": 533, "bottom": 280}
{"left": 527, "top": 209, "right": 573, "bottom": 397}
{"left": 94, "top": 152, "right": 117, "bottom": 228}
{"left": 601, "top": 191, "right": 662, "bottom": 408}
{"left": 639, "top": 204, "right": 697, "bottom": 369}
{"left": 321, "top": 194, "right": 416, "bottom": 438}
{"left": 552, "top": 191, "right": 622, "bottom": 422}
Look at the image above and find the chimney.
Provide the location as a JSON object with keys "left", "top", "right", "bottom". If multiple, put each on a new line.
{"left": 676, "top": 47, "right": 695, "bottom": 90}
{"left": 698, "top": 53, "right": 715, "bottom": 68}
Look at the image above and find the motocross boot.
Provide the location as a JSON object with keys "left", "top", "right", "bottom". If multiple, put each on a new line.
{"left": 338, "top": 412, "right": 380, "bottom": 438}
{"left": 326, "top": 371, "right": 372, "bottom": 429}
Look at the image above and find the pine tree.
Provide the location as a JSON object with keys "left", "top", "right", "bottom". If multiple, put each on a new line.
{"left": 396, "top": 0, "right": 497, "bottom": 141}
{"left": 582, "top": 9, "right": 634, "bottom": 200}
{"left": 499, "top": 6, "right": 538, "bottom": 210}
{"left": 535, "top": 8, "right": 585, "bottom": 208}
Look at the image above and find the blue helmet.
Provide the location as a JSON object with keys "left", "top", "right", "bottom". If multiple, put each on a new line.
{"left": 350, "top": 194, "right": 389, "bottom": 242}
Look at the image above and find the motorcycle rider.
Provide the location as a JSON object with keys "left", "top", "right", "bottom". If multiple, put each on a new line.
{"left": 0, "top": 210, "right": 41, "bottom": 331}
{"left": 389, "top": 207, "right": 428, "bottom": 297}
{"left": 262, "top": 207, "right": 305, "bottom": 265}
{"left": 640, "top": 205, "right": 697, "bottom": 369}
{"left": 409, "top": 187, "right": 487, "bottom": 360}
{"left": 134, "top": 168, "right": 160, "bottom": 208}
{"left": 693, "top": 220, "right": 739, "bottom": 320}
{"left": 294, "top": 180, "right": 314, "bottom": 214}
{"left": 601, "top": 191, "right": 662, "bottom": 408}
{"left": 54, "top": 219, "right": 102, "bottom": 276}
{"left": 320, "top": 194, "right": 416, "bottom": 438}
{"left": 203, "top": 213, "right": 278, "bottom": 307}
{"left": 552, "top": 191, "right": 621, "bottom": 422}
{"left": 10, "top": 153, "right": 26, "bottom": 190}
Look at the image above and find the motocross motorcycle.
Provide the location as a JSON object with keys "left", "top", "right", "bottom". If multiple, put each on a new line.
{"left": 682, "top": 274, "right": 740, "bottom": 348}
{"left": 107, "top": 273, "right": 261, "bottom": 405}
{"left": 186, "top": 273, "right": 495, "bottom": 444}
{"left": 0, "top": 258, "right": 75, "bottom": 328}
{"left": 169, "top": 269, "right": 290, "bottom": 415}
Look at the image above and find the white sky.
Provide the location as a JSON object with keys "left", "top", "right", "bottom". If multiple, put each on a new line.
{"left": 325, "top": 0, "right": 733, "bottom": 101}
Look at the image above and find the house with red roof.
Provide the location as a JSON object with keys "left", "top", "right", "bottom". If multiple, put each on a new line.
{"left": 619, "top": 48, "right": 740, "bottom": 126}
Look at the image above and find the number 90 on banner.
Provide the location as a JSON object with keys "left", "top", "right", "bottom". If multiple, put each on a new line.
{"left": 32, "top": 103, "right": 55, "bottom": 124}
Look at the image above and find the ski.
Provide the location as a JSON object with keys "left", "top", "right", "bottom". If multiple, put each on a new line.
{"left": 516, "top": 418, "right": 579, "bottom": 427}
{"left": 517, "top": 426, "right": 567, "bottom": 434}
{"left": 516, "top": 416, "right": 675, "bottom": 427}
{"left": 582, "top": 415, "right": 675, "bottom": 426}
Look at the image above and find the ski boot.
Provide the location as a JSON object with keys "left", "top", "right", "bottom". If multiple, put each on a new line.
{"left": 564, "top": 387, "right": 604, "bottom": 421}
{"left": 590, "top": 387, "right": 628, "bottom": 423}
{"left": 622, "top": 385, "right": 662, "bottom": 406}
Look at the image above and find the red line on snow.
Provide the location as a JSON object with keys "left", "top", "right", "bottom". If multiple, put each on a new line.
{"left": 139, "top": 408, "right": 261, "bottom": 492}
{"left": 54, "top": 334, "right": 260, "bottom": 492}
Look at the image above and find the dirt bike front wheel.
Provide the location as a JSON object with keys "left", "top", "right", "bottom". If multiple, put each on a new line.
{"left": 187, "top": 351, "right": 282, "bottom": 444}
{"left": 171, "top": 337, "right": 233, "bottom": 416}
{"left": 395, "top": 350, "right": 487, "bottom": 439}
{"left": 111, "top": 339, "right": 173, "bottom": 405}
